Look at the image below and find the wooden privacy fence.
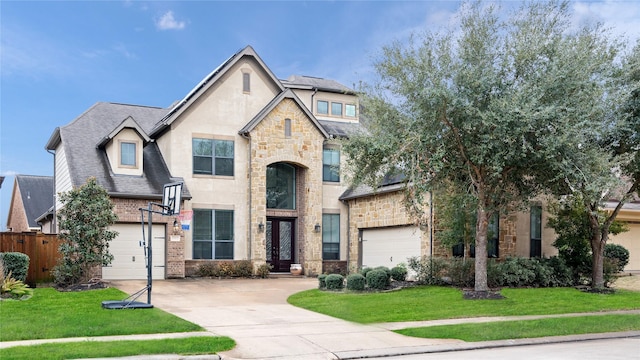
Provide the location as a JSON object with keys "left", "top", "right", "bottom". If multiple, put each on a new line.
{"left": 0, "top": 232, "right": 61, "bottom": 285}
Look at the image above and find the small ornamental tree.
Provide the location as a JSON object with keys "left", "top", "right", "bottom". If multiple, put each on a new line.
{"left": 53, "top": 178, "right": 118, "bottom": 287}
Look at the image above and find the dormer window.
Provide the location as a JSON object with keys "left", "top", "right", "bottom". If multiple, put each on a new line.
{"left": 120, "top": 141, "right": 137, "bottom": 167}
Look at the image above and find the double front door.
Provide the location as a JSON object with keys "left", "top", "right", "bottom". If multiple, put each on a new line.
{"left": 266, "top": 218, "right": 295, "bottom": 272}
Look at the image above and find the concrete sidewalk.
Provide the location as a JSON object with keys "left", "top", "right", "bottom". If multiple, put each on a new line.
{"left": 2, "top": 278, "right": 639, "bottom": 359}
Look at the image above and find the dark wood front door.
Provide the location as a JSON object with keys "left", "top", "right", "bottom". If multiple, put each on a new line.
{"left": 266, "top": 218, "right": 295, "bottom": 272}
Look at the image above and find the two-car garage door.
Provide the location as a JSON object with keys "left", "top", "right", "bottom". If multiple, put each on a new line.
{"left": 361, "top": 225, "right": 422, "bottom": 270}
{"left": 102, "top": 223, "right": 166, "bottom": 280}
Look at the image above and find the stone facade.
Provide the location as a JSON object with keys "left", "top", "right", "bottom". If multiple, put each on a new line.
{"left": 345, "top": 190, "right": 432, "bottom": 272}
{"left": 248, "top": 98, "right": 326, "bottom": 276}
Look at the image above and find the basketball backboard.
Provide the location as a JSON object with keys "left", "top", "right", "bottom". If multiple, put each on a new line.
{"left": 162, "top": 182, "right": 183, "bottom": 216}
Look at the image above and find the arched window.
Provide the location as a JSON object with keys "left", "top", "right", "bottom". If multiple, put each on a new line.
{"left": 266, "top": 163, "right": 296, "bottom": 209}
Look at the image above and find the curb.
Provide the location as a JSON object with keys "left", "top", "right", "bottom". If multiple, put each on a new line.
{"left": 334, "top": 331, "right": 640, "bottom": 359}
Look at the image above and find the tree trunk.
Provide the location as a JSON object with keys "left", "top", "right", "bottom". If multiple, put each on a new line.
{"left": 474, "top": 205, "right": 489, "bottom": 292}
{"left": 591, "top": 231, "right": 605, "bottom": 289}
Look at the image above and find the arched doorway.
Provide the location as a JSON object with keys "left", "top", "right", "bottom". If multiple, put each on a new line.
{"left": 266, "top": 163, "right": 297, "bottom": 272}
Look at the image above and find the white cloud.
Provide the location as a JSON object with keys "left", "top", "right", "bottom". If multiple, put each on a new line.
{"left": 155, "top": 11, "right": 186, "bottom": 31}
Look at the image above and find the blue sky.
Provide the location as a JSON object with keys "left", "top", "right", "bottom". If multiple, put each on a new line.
{"left": 1, "top": 1, "right": 639, "bottom": 229}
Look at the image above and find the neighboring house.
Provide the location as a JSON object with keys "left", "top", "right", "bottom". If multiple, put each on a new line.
{"left": 43, "top": 45, "right": 639, "bottom": 280}
{"left": 6, "top": 175, "right": 54, "bottom": 233}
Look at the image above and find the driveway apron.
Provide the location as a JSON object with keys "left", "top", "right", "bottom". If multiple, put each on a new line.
{"left": 111, "top": 278, "right": 459, "bottom": 360}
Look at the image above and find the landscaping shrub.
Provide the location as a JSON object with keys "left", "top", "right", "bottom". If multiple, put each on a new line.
{"left": 495, "top": 257, "right": 537, "bottom": 287}
{"left": 325, "top": 274, "right": 344, "bottom": 290}
{"left": 374, "top": 266, "right": 392, "bottom": 281}
{"left": 390, "top": 265, "right": 408, "bottom": 281}
{"left": 541, "top": 256, "right": 574, "bottom": 287}
{"left": 366, "top": 269, "right": 389, "bottom": 290}
{"left": 256, "top": 263, "right": 272, "bottom": 278}
{"left": 346, "top": 273, "right": 366, "bottom": 291}
{"left": 447, "top": 258, "right": 475, "bottom": 288}
{"left": 318, "top": 274, "right": 327, "bottom": 289}
{"left": 407, "top": 256, "right": 448, "bottom": 285}
{"left": 234, "top": 260, "right": 254, "bottom": 277}
{"left": 198, "top": 263, "right": 218, "bottom": 277}
{"left": 0, "top": 252, "right": 29, "bottom": 282}
{"left": 359, "top": 267, "right": 373, "bottom": 277}
{"left": 604, "top": 244, "right": 630, "bottom": 273}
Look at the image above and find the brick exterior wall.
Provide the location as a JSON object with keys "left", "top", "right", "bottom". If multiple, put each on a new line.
{"left": 7, "top": 186, "right": 31, "bottom": 232}
{"left": 111, "top": 197, "right": 185, "bottom": 278}
{"left": 248, "top": 98, "right": 325, "bottom": 276}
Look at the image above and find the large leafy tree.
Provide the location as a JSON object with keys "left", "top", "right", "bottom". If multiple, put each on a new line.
{"left": 344, "top": 1, "right": 620, "bottom": 293}
{"left": 545, "top": 41, "right": 639, "bottom": 289}
{"left": 53, "top": 178, "right": 118, "bottom": 287}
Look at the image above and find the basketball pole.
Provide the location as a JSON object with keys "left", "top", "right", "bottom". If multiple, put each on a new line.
{"left": 147, "top": 202, "right": 153, "bottom": 305}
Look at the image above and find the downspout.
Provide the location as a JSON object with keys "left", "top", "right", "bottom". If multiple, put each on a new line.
{"left": 343, "top": 199, "right": 350, "bottom": 274}
{"left": 47, "top": 148, "right": 56, "bottom": 233}
{"left": 310, "top": 88, "right": 318, "bottom": 114}
{"left": 241, "top": 132, "right": 252, "bottom": 262}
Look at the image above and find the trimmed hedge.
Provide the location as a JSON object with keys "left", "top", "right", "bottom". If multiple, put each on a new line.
{"left": 318, "top": 274, "right": 328, "bottom": 289}
{"left": 366, "top": 269, "right": 389, "bottom": 290}
{"left": 390, "top": 266, "right": 408, "bottom": 281}
{"left": 605, "top": 244, "right": 630, "bottom": 272}
{"left": 325, "top": 274, "right": 344, "bottom": 290}
{"left": 346, "top": 273, "right": 366, "bottom": 291}
{"left": 0, "top": 252, "right": 29, "bottom": 282}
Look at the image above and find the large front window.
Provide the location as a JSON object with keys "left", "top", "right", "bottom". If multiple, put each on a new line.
{"left": 193, "top": 209, "right": 234, "bottom": 259}
{"left": 266, "top": 163, "right": 296, "bottom": 209}
{"left": 192, "top": 138, "right": 234, "bottom": 176}
{"left": 322, "top": 214, "right": 340, "bottom": 260}
{"left": 530, "top": 205, "right": 542, "bottom": 257}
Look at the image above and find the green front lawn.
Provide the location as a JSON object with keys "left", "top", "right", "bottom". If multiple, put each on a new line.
{"left": 288, "top": 286, "right": 640, "bottom": 324}
{"left": 0, "top": 336, "right": 235, "bottom": 360}
{"left": 0, "top": 288, "right": 203, "bottom": 341}
{"left": 396, "top": 314, "right": 640, "bottom": 341}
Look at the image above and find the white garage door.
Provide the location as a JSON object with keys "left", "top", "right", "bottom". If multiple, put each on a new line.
{"left": 102, "top": 223, "right": 166, "bottom": 280}
{"left": 610, "top": 223, "right": 640, "bottom": 272}
{"left": 362, "top": 226, "right": 422, "bottom": 270}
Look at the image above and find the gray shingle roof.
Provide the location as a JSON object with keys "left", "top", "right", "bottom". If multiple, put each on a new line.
{"left": 281, "top": 75, "right": 355, "bottom": 94}
{"left": 318, "top": 120, "right": 362, "bottom": 138}
{"left": 51, "top": 102, "right": 190, "bottom": 199}
{"left": 15, "top": 175, "right": 54, "bottom": 228}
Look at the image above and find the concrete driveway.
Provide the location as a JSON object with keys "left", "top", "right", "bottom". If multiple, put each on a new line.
{"left": 110, "top": 277, "right": 459, "bottom": 360}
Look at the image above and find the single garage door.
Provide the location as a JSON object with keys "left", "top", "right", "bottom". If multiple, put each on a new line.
{"left": 102, "top": 223, "right": 166, "bottom": 280}
{"left": 362, "top": 226, "right": 422, "bottom": 270}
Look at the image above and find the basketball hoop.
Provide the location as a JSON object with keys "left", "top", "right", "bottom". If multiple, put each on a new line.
{"left": 162, "top": 182, "right": 183, "bottom": 216}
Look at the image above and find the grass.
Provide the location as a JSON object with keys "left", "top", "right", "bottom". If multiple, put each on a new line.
{"left": 396, "top": 314, "right": 640, "bottom": 341}
{"left": 0, "top": 287, "right": 203, "bottom": 341}
{"left": 287, "top": 286, "right": 640, "bottom": 324}
{"left": 0, "top": 336, "right": 236, "bottom": 360}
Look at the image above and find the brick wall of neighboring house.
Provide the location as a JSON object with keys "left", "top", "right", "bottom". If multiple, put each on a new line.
{"left": 249, "top": 98, "right": 325, "bottom": 276}
{"left": 345, "top": 190, "right": 432, "bottom": 272}
{"left": 8, "top": 186, "right": 30, "bottom": 232}
{"left": 111, "top": 197, "right": 185, "bottom": 278}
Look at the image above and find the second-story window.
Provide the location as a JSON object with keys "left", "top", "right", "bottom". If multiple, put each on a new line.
{"left": 317, "top": 100, "right": 328, "bottom": 115}
{"left": 243, "top": 73, "right": 250, "bottom": 93}
{"left": 345, "top": 104, "right": 356, "bottom": 117}
{"left": 323, "top": 148, "right": 340, "bottom": 182}
{"left": 193, "top": 138, "right": 234, "bottom": 176}
{"left": 120, "top": 142, "right": 136, "bottom": 166}
{"left": 331, "top": 102, "right": 343, "bottom": 116}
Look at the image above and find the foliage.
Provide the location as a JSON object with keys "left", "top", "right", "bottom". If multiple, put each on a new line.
{"left": 395, "top": 314, "right": 640, "bottom": 342}
{"left": 446, "top": 258, "right": 476, "bottom": 288}
{"left": 407, "top": 256, "right": 448, "bottom": 285}
{"left": 390, "top": 265, "right": 408, "bottom": 281}
{"left": 373, "top": 266, "right": 392, "bottom": 282}
{"left": 344, "top": 1, "right": 624, "bottom": 292}
{"left": 346, "top": 273, "right": 366, "bottom": 291}
{"left": 0, "top": 252, "right": 29, "bottom": 282}
{"left": 318, "top": 274, "right": 327, "bottom": 289}
{"left": 324, "top": 274, "right": 344, "bottom": 291}
{"left": 0, "top": 337, "right": 236, "bottom": 360}
{"left": 288, "top": 286, "right": 640, "bottom": 324}
{"left": 256, "top": 263, "right": 272, "bottom": 278}
{"left": 548, "top": 197, "right": 629, "bottom": 286}
{"left": 433, "top": 184, "right": 478, "bottom": 254}
{"left": 53, "top": 178, "right": 118, "bottom": 287}
{"left": 359, "top": 267, "right": 373, "bottom": 277}
{"left": 1, "top": 271, "right": 33, "bottom": 300}
{"left": 365, "top": 269, "right": 389, "bottom": 290}
{"left": 197, "top": 260, "right": 254, "bottom": 278}
{"left": 0, "top": 287, "right": 203, "bottom": 341}
{"left": 604, "top": 244, "right": 630, "bottom": 273}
